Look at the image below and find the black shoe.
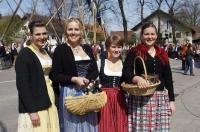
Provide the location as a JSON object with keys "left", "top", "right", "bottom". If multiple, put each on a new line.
{"left": 190, "top": 74, "right": 195, "bottom": 76}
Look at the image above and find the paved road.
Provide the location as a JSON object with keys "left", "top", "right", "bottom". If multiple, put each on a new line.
{"left": 170, "top": 59, "right": 200, "bottom": 132}
{"left": 0, "top": 59, "right": 200, "bottom": 132}
{"left": 0, "top": 68, "right": 17, "bottom": 132}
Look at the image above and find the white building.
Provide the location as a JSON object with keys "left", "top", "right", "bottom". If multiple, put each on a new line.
{"left": 131, "top": 10, "right": 194, "bottom": 44}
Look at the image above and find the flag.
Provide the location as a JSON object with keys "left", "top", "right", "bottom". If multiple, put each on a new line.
{"left": 86, "top": 0, "right": 97, "bottom": 10}
{"left": 86, "top": 0, "right": 91, "bottom": 7}
{"left": 96, "top": 11, "right": 101, "bottom": 26}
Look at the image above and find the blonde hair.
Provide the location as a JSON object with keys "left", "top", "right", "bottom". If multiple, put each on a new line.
{"left": 64, "top": 18, "right": 83, "bottom": 33}
{"left": 64, "top": 17, "right": 84, "bottom": 42}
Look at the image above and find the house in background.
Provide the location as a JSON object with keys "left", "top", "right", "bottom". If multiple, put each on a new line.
{"left": 131, "top": 9, "right": 195, "bottom": 45}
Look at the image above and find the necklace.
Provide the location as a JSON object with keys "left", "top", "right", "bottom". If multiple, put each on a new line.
{"left": 67, "top": 43, "right": 89, "bottom": 59}
{"left": 66, "top": 43, "right": 80, "bottom": 55}
{"left": 71, "top": 47, "right": 79, "bottom": 54}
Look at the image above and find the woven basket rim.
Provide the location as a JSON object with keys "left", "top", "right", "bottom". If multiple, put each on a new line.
{"left": 66, "top": 92, "right": 104, "bottom": 100}
{"left": 121, "top": 56, "right": 161, "bottom": 96}
{"left": 65, "top": 91, "right": 107, "bottom": 115}
{"left": 121, "top": 80, "right": 161, "bottom": 89}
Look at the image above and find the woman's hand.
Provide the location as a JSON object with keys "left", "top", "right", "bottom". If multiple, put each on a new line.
{"left": 132, "top": 76, "right": 150, "bottom": 89}
{"left": 29, "top": 112, "right": 40, "bottom": 126}
{"left": 169, "top": 101, "right": 176, "bottom": 115}
{"left": 71, "top": 77, "right": 89, "bottom": 88}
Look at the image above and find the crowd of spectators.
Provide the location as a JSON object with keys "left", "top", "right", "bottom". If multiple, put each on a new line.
{"left": 0, "top": 41, "right": 22, "bottom": 69}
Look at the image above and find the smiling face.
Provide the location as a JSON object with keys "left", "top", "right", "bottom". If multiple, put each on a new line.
{"left": 32, "top": 26, "right": 48, "bottom": 49}
{"left": 105, "top": 35, "right": 124, "bottom": 60}
{"left": 65, "top": 21, "right": 82, "bottom": 46}
{"left": 141, "top": 26, "right": 157, "bottom": 46}
{"left": 108, "top": 44, "right": 123, "bottom": 59}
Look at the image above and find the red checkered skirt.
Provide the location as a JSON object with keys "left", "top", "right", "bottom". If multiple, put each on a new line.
{"left": 128, "top": 90, "right": 172, "bottom": 132}
{"left": 98, "top": 88, "right": 128, "bottom": 132}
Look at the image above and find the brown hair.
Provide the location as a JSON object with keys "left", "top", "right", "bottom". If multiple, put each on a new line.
{"left": 105, "top": 34, "right": 124, "bottom": 50}
{"left": 28, "top": 20, "right": 46, "bottom": 34}
{"left": 140, "top": 21, "right": 157, "bottom": 36}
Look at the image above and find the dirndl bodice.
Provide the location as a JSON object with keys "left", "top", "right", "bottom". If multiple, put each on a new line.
{"left": 99, "top": 59, "right": 121, "bottom": 88}
{"left": 75, "top": 59, "right": 92, "bottom": 77}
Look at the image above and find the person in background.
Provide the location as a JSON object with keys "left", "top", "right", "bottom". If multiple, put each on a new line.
{"left": 0, "top": 41, "right": 6, "bottom": 67}
{"left": 181, "top": 42, "right": 188, "bottom": 70}
{"left": 98, "top": 34, "right": 127, "bottom": 132}
{"left": 122, "top": 22, "right": 176, "bottom": 132}
{"left": 15, "top": 20, "right": 59, "bottom": 132}
{"left": 11, "top": 43, "right": 18, "bottom": 66}
{"left": 184, "top": 43, "right": 195, "bottom": 76}
{"left": 49, "top": 17, "right": 99, "bottom": 132}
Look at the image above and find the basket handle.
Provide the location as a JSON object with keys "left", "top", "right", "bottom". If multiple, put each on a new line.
{"left": 133, "top": 56, "right": 147, "bottom": 80}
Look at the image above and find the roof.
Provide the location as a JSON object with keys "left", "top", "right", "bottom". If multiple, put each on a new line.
{"left": 110, "top": 31, "right": 134, "bottom": 40}
{"left": 131, "top": 9, "right": 194, "bottom": 32}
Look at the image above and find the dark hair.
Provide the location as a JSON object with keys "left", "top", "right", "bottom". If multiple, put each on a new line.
{"left": 28, "top": 20, "right": 46, "bottom": 34}
{"left": 105, "top": 34, "right": 124, "bottom": 50}
{"left": 140, "top": 21, "right": 157, "bottom": 36}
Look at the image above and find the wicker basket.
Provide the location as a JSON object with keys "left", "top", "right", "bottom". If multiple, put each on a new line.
{"left": 65, "top": 91, "right": 107, "bottom": 115}
{"left": 121, "top": 56, "right": 160, "bottom": 96}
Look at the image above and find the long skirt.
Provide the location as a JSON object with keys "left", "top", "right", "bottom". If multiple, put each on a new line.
{"left": 59, "top": 85, "right": 98, "bottom": 132}
{"left": 17, "top": 79, "right": 60, "bottom": 132}
{"left": 128, "top": 90, "right": 172, "bottom": 132}
{"left": 98, "top": 88, "right": 128, "bottom": 132}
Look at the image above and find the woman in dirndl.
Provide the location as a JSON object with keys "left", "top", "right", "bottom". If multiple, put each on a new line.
{"left": 15, "top": 20, "right": 59, "bottom": 132}
{"left": 98, "top": 34, "right": 128, "bottom": 132}
{"left": 50, "top": 17, "right": 99, "bottom": 132}
{"left": 121, "top": 22, "right": 176, "bottom": 132}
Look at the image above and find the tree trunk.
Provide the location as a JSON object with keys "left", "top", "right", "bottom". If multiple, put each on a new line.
{"left": 157, "top": 9, "right": 161, "bottom": 35}
{"left": 118, "top": 0, "right": 128, "bottom": 45}
{"left": 169, "top": 9, "right": 176, "bottom": 44}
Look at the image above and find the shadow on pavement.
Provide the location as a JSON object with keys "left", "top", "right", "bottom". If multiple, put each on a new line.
{"left": 195, "top": 61, "right": 200, "bottom": 68}
{"left": 171, "top": 67, "right": 182, "bottom": 70}
{"left": 171, "top": 67, "right": 184, "bottom": 74}
{"left": 0, "top": 121, "right": 7, "bottom": 132}
{"left": 171, "top": 70, "right": 184, "bottom": 74}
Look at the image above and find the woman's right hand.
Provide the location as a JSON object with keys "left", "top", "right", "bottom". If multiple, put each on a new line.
{"left": 29, "top": 112, "right": 40, "bottom": 126}
{"left": 71, "top": 77, "right": 89, "bottom": 88}
{"left": 132, "top": 76, "right": 150, "bottom": 89}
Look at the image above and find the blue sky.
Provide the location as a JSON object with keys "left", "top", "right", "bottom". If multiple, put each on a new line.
{"left": 0, "top": 0, "right": 49, "bottom": 16}
{"left": 0, "top": 0, "right": 167, "bottom": 32}
{"left": 0, "top": 0, "right": 31, "bottom": 16}
{"left": 0, "top": 0, "right": 137, "bottom": 30}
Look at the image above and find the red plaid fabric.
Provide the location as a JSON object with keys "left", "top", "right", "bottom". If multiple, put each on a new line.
{"left": 128, "top": 90, "right": 172, "bottom": 132}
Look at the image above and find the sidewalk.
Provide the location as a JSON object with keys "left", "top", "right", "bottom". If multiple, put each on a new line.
{"left": 170, "top": 59, "right": 200, "bottom": 132}
{"left": 0, "top": 59, "right": 200, "bottom": 132}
